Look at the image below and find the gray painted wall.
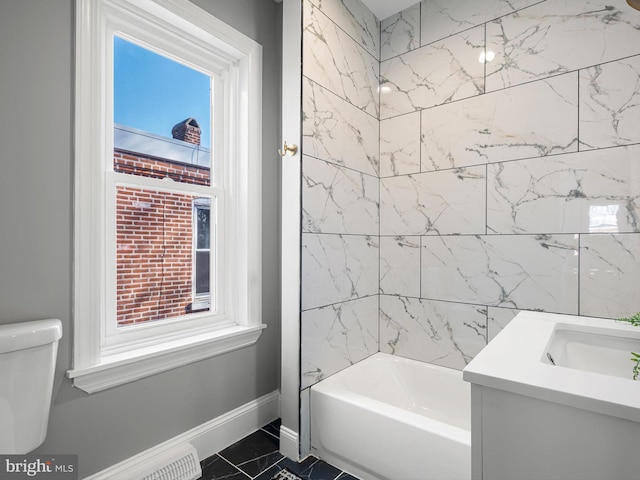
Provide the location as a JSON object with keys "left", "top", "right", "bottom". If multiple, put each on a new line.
{"left": 0, "top": 0, "right": 282, "bottom": 477}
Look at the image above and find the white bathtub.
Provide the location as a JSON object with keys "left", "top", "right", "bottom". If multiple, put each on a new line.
{"left": 310, "top": 352, "right": 471, "bottom": 480}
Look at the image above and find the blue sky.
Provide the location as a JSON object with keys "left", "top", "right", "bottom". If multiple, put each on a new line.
{"left": 113, "top": 36, "right": 211, "bottom": 148}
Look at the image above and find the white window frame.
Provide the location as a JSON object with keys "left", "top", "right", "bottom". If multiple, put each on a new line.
{"left": 68, "top": 0, "right": 264, "bottom": 393}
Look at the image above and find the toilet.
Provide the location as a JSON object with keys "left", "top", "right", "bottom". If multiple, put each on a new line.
{"left": 0, "top": 318, "right": 62, "bottom": 454}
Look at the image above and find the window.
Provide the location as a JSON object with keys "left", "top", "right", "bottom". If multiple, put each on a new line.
{"left": 112, "top": 36, "right": 214, "bottom": 326}
{"left": 69, "top": 0, "right": 264, "bottom": 393}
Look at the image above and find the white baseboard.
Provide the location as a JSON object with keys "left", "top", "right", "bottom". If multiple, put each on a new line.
{"left": 279, "top": 425, "right": 299, "bottom": 461}
{"left": 84, "top": 390, "right": 280, "bottom": 480}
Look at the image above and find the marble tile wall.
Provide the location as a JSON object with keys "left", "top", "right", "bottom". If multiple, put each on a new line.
{"left": 304, "top": 1, "right": 379, "bottom": 117}
{"left": 380, "top": 295, "right": 487, "bottom": 369}
{"left": 379, "top": 0, "right": 640, "bottom": 369}
{"left": 301, "top": 0, "right": 380, "bottom": 388}
{"left": 484, "top": 1, "right": 640, "bottom": 92}
{"left": 300, "top": 0, "right": 640, "bottom": 388}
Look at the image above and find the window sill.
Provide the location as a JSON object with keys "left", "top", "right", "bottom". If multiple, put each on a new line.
{"left": 67, "top": 324, "right": 266, "bottom": 394}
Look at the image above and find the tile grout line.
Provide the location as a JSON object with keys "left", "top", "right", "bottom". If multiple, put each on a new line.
{"left": 261, "top": 425, "right": 280, "bottom": 441}
{"left": 217, "top": 454, "right": 252, "bottom": 480}
{"left": 250, "top": 456, "right": 286, "bottom": 480}
{"left": 232, "top": 451, "right": 284, "bottom": 473}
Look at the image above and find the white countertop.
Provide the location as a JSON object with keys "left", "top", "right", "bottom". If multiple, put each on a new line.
{"left": 463, "top": 311, "right": 640, "bottom": 423}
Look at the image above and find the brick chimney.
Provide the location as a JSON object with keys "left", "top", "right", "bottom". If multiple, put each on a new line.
{"left": 171, "top": 118, "right": 201, "bottom": 145}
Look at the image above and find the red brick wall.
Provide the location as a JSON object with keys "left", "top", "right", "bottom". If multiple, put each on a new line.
{"left": 114, "top": 151, "right": 210, "bottom": 186}
{"left": 114, "top": 150, "right": 210, "bottom": 326}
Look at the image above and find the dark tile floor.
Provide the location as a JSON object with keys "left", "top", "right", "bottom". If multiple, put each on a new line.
{"left": 198, "top": 419, "right": 360, "bottom": 480}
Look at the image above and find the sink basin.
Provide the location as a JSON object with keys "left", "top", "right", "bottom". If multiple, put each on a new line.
{"left": 545, "top": 324, "right": 640, "bottom": 379}
{"left": 463, "top": 311, "right": 640, "bottom": 423}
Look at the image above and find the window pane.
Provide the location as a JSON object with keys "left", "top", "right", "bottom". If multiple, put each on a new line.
{"left": 196, "top": 205, "right": 210, "bottom": 249}
{"left": 113, "top": 36, "right": 211, "bottom": 186}
{"left": 195, "top": 251, "right": 210, "bottom": 294}
{"left": 116, "top": 186, "right": 211, "bottom": 326}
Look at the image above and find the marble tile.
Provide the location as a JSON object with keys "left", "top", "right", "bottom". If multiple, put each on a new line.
{"left": 580, "top": 233, "right": 640, "bottom": 319}
{"left": 336, "top": 473, "right": 361, "bottom": 480}
{"left": 308, "top": 0, "right": 380, "bottom": 60}
{"left": 380, "top": 25, "right": 484, "bottom": 119}
{"left": 380, "top": 166, "right": 486, "bottom": 235}
{"left": 380, "top": 295, "right": 487, "bottom": 370}
{"left": 380, "top": 236, "right": 421, "bottom": 297}
{"left": 261, "top": 419, "right": 281, "bottom": 438}
{"left": 200, "top": 454, "right": 247, "bottom": 480}
{"left": 486, "top": 0, "right": 640, "bottom": 92}
{"left": 218, "top": 430, "right": 281, "bottom": 478}
{"left": 487, "top": 306, "right": 519, "bottom": 342}
{"left": 303, "top": 78, "right": 379, "bottom": 176}
{"left": 421, "top": 235, "right": 579, "bottom": 314}
{"left": 420, "top": 0, "right": 542, "bottom": 47}
{"left": 580, "top": 55, "right": 640, "bottom": 150}
{"left": 301, "top": 296, "right": 379, "bottom": 388}
{"left": 301, "top": 233, "right": 379, "bottom": 310}
{"left": 381, "top": 3, "right": 420, "bottom": 61}
{"left": 256, "top": 457, "right": 347, "bottom": 480}
{"left": 380, "top": 111, "right": 421, "bottom": 177}
{"left": 302, "top": 156, "right": 379, "bottom": 235}
{"left": 421, "top": 72, "right": 578, "bottom": 171}
{"left": 304, "top": 2, "right": 379, "bottom": 117}
{"left": 487, "top": 145, "right": 640, "bottom": 234}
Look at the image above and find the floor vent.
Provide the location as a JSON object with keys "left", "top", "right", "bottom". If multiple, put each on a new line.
{"left": 271, "top": 468, "right": 304, "bottom": 480}
{"left": 132, "top": 444, "right": 202, "bottom": 480}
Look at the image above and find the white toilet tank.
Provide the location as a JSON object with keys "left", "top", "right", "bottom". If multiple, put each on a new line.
{"left": 0, "top": 318, "right": 62, "bottom": 454}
